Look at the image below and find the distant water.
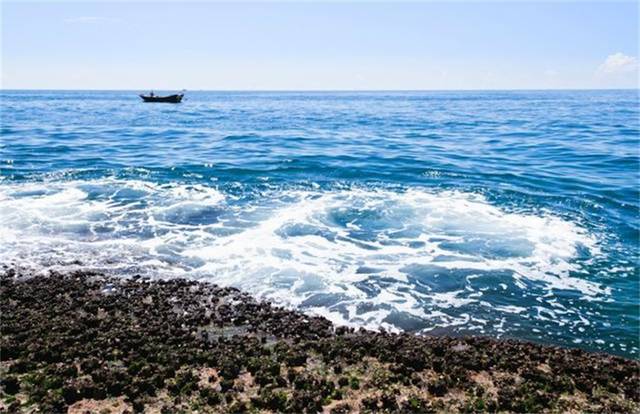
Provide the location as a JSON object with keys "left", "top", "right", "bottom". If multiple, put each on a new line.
{"left": 1, "top": 90, "right": 638, "bottom": 358}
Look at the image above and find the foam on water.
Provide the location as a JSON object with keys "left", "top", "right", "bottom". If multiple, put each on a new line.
{"left": 0, "top": 178, "right": 609, "bottom": 338}
{"left": 185, "top": 188, "right": 606, "bottom": 331}
{"left": 0, "top": 179, "right": 225, "bottom": 275}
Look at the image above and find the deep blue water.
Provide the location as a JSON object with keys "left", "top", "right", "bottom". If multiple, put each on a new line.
{"left": 1, "top": 90, "right": 638, "bottom": 358}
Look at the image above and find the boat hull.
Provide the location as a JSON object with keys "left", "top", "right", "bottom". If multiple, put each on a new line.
{"left": 139, "top": 94, "right": 183, "bottom": 103}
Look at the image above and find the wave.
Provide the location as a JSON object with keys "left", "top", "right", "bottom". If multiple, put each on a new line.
{"left": 185, "top": 187, "right": 606, "bottom": 331}
{"left": 0, "top": 179, "right": 608, "bottom": 334}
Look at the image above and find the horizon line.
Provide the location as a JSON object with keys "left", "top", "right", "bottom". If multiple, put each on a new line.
{"left": 2, "top": 87, "right": 639, "bottom": 92}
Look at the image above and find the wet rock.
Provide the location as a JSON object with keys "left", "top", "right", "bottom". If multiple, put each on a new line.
{"left": 1, "top": 375, "right": 20, "bottom": 395}
{"left": 1, "top": 269, "right": 638, "bottom": 413}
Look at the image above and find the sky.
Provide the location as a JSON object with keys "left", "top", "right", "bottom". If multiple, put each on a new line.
{"left": 1, "top": 1, "right": 638, "bottom": 90}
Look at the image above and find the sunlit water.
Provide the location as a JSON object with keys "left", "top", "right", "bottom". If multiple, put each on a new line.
{"left": 1, "top": 90, "right": 638, "bottom": 358}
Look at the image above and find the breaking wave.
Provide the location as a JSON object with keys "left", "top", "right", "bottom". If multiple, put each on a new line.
{"left": 0, "top": 179, "right": 610, "bottom": 342}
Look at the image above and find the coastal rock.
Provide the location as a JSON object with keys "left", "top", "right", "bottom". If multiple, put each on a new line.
{"left": 1, "top": 269, "right": 638, "bottom": 413}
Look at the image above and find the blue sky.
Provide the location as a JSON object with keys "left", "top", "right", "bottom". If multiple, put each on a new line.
{"left": 2, "top": 1, "right": 638, "bottom": 90}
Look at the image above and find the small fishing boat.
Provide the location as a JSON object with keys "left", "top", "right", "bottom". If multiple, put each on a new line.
{"left": 139, "top": 93, "right": 184, "bottom": 103}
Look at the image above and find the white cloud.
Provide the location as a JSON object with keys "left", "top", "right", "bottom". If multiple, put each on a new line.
{"left": 597, "top": 52, "right": 639, "bottom": 74}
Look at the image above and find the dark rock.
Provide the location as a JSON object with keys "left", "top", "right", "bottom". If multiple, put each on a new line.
{"left": 1, "top": 269, "right": 637, "bottom": 414}
{"left": 1, "top": 375, "right": 20, "bottom": 394}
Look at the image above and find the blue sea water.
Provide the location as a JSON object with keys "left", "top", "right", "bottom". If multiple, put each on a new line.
{"left": 0, "top": 90, "right": 638, "bottom": 358}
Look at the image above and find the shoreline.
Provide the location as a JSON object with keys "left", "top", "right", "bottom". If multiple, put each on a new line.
{"left": 1, "top": 269, "right": 638, "bottom": 413}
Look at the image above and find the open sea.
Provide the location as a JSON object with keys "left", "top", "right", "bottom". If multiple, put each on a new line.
{"left": 1, "top": 90, "right": 638, "bottom": 358}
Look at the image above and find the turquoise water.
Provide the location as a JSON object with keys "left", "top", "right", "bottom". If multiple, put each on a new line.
{"left": 1, "top": 90, "right": 638, "bottom": 358}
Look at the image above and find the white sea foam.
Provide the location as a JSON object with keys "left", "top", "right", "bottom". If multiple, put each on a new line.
{"left": 182, "top": 188, "right": 606, "bottom": 328}
{"left": 0, "top": 180, "right": 609, "bottom": 335}
{"left": 0, "top": 179, "right": 225, "bottom": 275}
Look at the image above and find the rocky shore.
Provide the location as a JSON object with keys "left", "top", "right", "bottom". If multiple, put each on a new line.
{"left": 1, "top": 269, "right": 638, "bottom": 413}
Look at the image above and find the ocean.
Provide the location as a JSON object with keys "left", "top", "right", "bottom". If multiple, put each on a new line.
{"left": 0, "top": 90, "right": 638, "bottom": 358}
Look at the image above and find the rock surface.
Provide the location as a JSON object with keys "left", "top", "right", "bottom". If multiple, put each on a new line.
{"left": 1, "top": 270, "right": 638, "bottom": 413}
